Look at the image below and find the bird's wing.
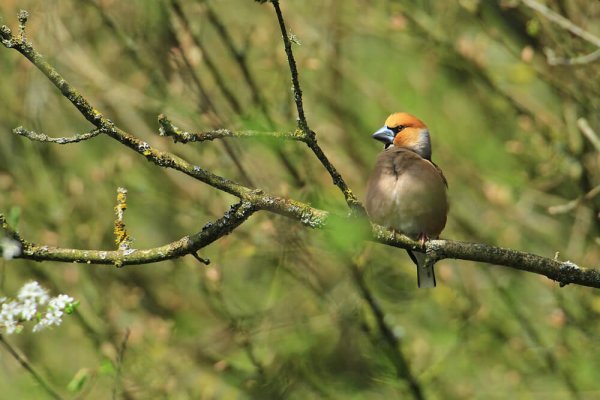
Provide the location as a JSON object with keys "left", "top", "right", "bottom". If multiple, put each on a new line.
{"left": 430, "top": 160, "right": 448, "bottom": 188}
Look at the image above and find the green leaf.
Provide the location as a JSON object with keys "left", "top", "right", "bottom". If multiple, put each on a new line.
{"left": 67, "top": 368, "right": 91, "bottom": 393}
{"left": 65, "top": 300, "right": 80, "bottom": 315}
{"left": 99, "top": 359, "right": 115, "bottom": 375}
{"left": 6, "top": 206, "right": 20, "bottom": 228}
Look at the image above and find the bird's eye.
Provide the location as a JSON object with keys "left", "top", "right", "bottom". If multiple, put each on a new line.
{"left": 387, "top": 125, "right": 405, "bottom": 134}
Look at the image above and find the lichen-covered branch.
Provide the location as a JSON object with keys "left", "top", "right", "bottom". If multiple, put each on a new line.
{"left": 13, "top": 126, "right": 101, "bottom": 144}
{"left": 1, "top": 11, "right": 599, "bottom": 290}
{"left": 1, "top": 202, "right": 256, "bottom": 266}
{"left": 158, "top": 114, "right": 304, "bottom": 143}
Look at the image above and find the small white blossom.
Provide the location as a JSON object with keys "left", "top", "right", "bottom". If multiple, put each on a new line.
{"left": 18, "top": 281, "right": 50, "bottom": 305}
{"left": 33, "top": 294, "right": 76, "bottom": 333}
{"left": 49, "top": 294, "right": 74, "bottom": 309}
{"left": 4, "top": 318, "right": 19, "bottom": 335}
{"left": 19, "top": 299, "right": 37, "bottom": 320}
{"left": 1, "top": 300, "right": 18, "bottom": 319}
{"left": 1, "top": 281, "right": 77, "bottom": 335}
{"left": 0, "top": 237, "right": 22, "bottom": 260}
{"left": 0, "top": 300, "right": 20, "bottom": 334}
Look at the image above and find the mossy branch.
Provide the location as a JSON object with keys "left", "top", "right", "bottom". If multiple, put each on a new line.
{"left": 1, "top": 11, "right": 599, "bottom": 290}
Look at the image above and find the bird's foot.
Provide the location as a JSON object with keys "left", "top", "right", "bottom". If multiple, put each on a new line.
{"left": 417, "top": 232, "right": 429, "bottom": 250}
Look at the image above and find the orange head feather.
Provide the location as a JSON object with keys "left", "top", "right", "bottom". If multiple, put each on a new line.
{"left": 372, "top": 112, "right": 432, "bottom": 159}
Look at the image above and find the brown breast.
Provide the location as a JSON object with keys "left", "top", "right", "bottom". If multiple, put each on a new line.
{"left": 366, "top": 147, "right": 449, "bottom": 238}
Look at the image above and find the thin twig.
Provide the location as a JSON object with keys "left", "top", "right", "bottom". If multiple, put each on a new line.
{"left": 349, "top": 260, "right": 425, "bottom": 400}
{"left": 548, "top": 184, "right": 600, "bottom": 215}
{"left": 269, "top": 0, "right": 364, "bottom": 211}
{"left": 544, "top": 48, "right": 600, "bottom": 66}
{"left": 112, "top": 329, "right": 130, "bottom": 400}
{"left": 521, "top": 0, "right": 600, "bottom": 48}
{"left": 13, "top": 126, "right": 101, "bottom": 144}
{"left": 203, "top": 1, "right": 271, "bottom": 120}
{"left": 82, "top": 0, "right": 166, "bottom": 89}
{"left": 168, "top": 7, "right": 255, "bottom": 187}
{"left": 0, "top": 201, "right": 257, "bottom": 266}
{"left": 485, "top": 272, "right": 580, "bottom": 397}
{"left": 170, "top": 0, "right": 242, "bottom": 115}
{"left": 271, "top": 0, "right": 309, "bottom": 133}
{"left": 2, "top": 13, "right": 600, "bottom": 289}
{"left": 0, "top": 334, "right": 63, "bottom": 400}
{"left": 158, "top": 114, "right": 304, "bottom": 143}
{"left": 577, "top": 118, "right": 600, "bottom": 152}
{"left": 202, "top": 1, "right": 306, "bottom": 187}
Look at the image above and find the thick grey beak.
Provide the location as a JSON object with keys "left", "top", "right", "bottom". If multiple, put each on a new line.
{"left": 372, "top": 126, "right": 395, "bottom": 144}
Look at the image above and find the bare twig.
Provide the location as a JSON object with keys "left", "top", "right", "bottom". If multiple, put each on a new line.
{"left": 544, "top": 48, "right": 600, "bottom": 66}
{"left": 202, "top": 0, "right": 306, "bottom": 187}
{"left": 485, "top": 272, "right": 580, "bottom": 397}
{"left": 577, "top": 118, "right": 600, "bottom": 152}
{"left": 521, "top": 0, "right": 600, "bottom": 48}
{"left": 82, "top": 0, "right": 166, "bottom": 88}
{"left": 203, "top": 1, "right": 271, "bottom": 120}
{"left": 13, "top": 126, "right": 101, "bottom": 144}
{"left": 174, "top": 58, "right": 255, "bottom": 188}
{"left": 349, "top": 259, "right": 425, "bottom": 400}
{"left": 1, "top": 12, "right": 599, "bottom": 289}
{"left": 170, "top": 0, "right": 242, "bottom": 115}
{"left": 0, "top": 334, "right": 63, "bottom": 400}
{"left": 192, "top": 253, "right": 210, "bottom": 265}
{"left": 158, "top": 114, "right": 304, "bottom": 143}
{"left": 0, "top": 201, "right": 257, "bottom": 266}
{"left": 548, "top": 184, "right": 600, "bottom": 215}
{"left": 269, "top": 0, "right": 363, "bottom": 211}
{"left": 112, "top": 329, "right": 130, "bottom": 400}
{"left": 271, "top": 0, "right": 309, "bottom": 133}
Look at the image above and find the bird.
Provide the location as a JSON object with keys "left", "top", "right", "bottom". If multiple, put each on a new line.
{"left": 365, "top": 112, "right": 448, "bottom": 288}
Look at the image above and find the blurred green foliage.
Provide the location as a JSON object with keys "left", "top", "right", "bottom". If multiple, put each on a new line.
{"left": 0, "top": 0, "right": 599, "bottom": 398}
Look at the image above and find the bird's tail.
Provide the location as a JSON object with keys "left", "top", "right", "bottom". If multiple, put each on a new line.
{"left": 407, "top": 250, "right": 436, "bottom": 288}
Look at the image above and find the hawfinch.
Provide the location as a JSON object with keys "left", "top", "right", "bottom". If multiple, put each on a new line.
{"left": 366, "top": 112, "right": 448, "bottom": 288}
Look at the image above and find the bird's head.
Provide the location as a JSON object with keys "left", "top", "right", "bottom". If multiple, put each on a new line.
{"left": 372, "top": 112, "right": 432, "bottom": 160}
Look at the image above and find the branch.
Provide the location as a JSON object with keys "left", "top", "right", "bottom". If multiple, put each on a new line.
{"left": 548, "top": 184, "right": 600, "bottom": 215}
{"left": 0, "top": 201, "right": 256, "bottom": 266}
{"left": 270, "top": 0, "right": 308, "bottom": 133}
{"left": 349, "top": 259, "right": 424, "bottom": 400}
{"left": 157, "top": 114, "right": 304, "bottom": 143}
{"left": 577, "top": 118, "right": 600, "bottom": 152}
{"left": 202, "top": 1, "right": 306, "bottom": 186}
{"left": 420, "top": 237, "right": 599, "bottom": 288}
{"left": 269, "top": 0, "right": 364, "bottom": 212}
{"left": 521, "top": 0, "right": 600, "bottom": 48}
{"left": 13, "top": 126, "right": 101, "bottom": 144}
{"left": 2, "top": 12, "right": 599, "bottom": 290}
{"left": 544, "top": 48, "right": 600, "bottom": 66}
{"left": 0, "top": 334, "right": 63, "bottom": 400}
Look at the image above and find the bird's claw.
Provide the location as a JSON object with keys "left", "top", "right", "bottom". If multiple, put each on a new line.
{"left": 418, "top": 232, "right": 429, "bottom": 250}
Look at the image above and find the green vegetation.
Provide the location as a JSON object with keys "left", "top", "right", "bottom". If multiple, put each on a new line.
{"left": 0, "top": 0, "right": 598, "bottom": 398}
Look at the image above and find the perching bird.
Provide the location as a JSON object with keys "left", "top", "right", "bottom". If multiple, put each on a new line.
{"left": 366, "top": 112, "right": 448, "bottom": 288}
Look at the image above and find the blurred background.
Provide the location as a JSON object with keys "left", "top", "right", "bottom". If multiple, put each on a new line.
{"left": 0, "top": 0, "right": 599, "bottom": 398}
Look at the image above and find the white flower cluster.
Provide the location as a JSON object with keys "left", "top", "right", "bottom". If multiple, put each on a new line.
{"left": 0, "top": 281, "right": 78, "bottom": 334}
{"left": 0, "top": 237, "right": 22, "bottom": 260}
